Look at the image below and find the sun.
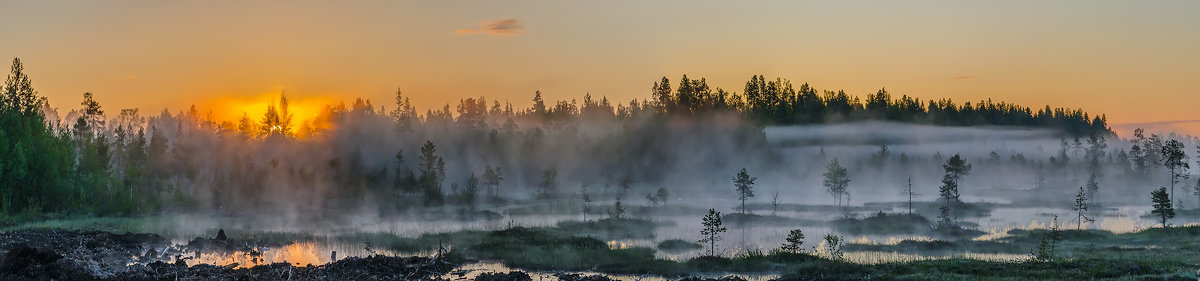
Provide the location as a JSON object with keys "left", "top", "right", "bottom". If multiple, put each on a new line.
{"left": 198, "top": 92, "right": 337, "bottom": 135}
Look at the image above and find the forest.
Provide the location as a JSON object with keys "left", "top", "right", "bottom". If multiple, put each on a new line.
{"left": 4, "top": 57, "right": 1200, "bottom": 280}
{"left": 0, "top": 58, "right": 1116, "bottom": 219}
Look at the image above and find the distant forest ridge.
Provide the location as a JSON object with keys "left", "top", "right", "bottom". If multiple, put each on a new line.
{"left": 644, "top": 75, "right": 1109, "bottom": 135}
{"left": 347, "top": 74, "right": 1112, "bottom": 137}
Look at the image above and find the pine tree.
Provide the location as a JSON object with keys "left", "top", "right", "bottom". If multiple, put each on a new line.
{"left": 1033, "top": 215, "right": 1063, "bottom": 262}
{"left": 463, "top": 173, "right": 480, "bottom": 210}
{"left": 781, "top": 229, "right": 804, "bottom": 254}
{"left": 733, "top": 168, "right": 757, "bottom": 214}
{"left": 607, "top": 199, "right": 626, "bottom": 219}
{"left": 1151, "top": 187, "right": 1175, "bottom": 228}
{"left": 822, "top": 159, "right": 850, "bottom": 206}
{"left": 418, "top": 141, "right": 444, "bottom": 206}
{"left": 939, "top": 154, "right": 972, "bottom": 204}
{"left": 538, "top": 168, "right": 558, "bottom": 199}
{"left": 936, "top": 205, "right": 954, "bottom": 230}
{"left": 698, "top": 209, "right": 727, "bottom": 256}
{"left": 1162, "top": 140, "right": 1190, "bottom": 201}
{"left": 1073, "top": 186, "right": 1094, "bottom": 230}
{"left": 482, "top": 166, "right": 503, "bottom": 198}
{"left": 655, "top": 187, "right": 669, "bottom": 206}
{"left": 581, "top": 185, "right": 592, "bottom": 221}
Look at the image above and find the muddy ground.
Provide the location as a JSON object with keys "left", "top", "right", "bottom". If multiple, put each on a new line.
{"left": 0, "top": 230, "right": 755, "bottom": 281}
{"left": 0, "top": 229, "right": 456, "bottom": 281}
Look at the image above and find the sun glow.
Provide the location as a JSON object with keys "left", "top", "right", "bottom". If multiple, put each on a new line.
{"left": 197, "top": 92, "right": 340, "bottom": 136}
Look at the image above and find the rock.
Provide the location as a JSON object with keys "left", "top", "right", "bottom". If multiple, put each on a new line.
{"left": 216, "top": 229, "right": 228, "bottom": 241}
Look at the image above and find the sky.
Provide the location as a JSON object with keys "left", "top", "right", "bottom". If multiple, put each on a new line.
{"left": 1, "top": 1, "right": 1198, "bottom": 136}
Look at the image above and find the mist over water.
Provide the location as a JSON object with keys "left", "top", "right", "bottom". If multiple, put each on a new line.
{"left": 105, "top": 100, "right": 1198, "bottom": 263}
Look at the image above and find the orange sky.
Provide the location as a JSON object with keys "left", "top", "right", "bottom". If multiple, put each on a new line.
{"left": 2, "top": 1, "right": 1197, "bottom": 136}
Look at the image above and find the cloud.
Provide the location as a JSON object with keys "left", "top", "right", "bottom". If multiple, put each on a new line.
{"left": 456, "top": 18, "right": 524, "bottom": 36}
{"left": 952, "top": 75, "right": 973, "bottom": 80}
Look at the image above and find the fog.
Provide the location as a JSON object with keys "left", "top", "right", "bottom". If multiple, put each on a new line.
{"left": 45, "top": 92, "right": 1200, "bottom": 260}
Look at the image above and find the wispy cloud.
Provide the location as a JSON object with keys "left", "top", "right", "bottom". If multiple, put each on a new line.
{"left": 456, "top": 18, "right": 524, "bottom": 36}
{"left": 952, "top": 75, "right": 973, "bottom": 80}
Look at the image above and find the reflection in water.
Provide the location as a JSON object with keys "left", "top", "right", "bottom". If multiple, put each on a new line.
{"left": 841, "top": 251, "right": 1029, "bottom": 264}
{"left": 175, "top": 202, "right": 1183, "bottom": 271}
{"left": 442, "top": 262, "right": 779, "bottom": 281}
{"left": 186, "top": 241, "right": 406, "bottom": 268}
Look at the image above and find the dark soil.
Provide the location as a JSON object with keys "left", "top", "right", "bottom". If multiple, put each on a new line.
{"left": 475, "top": 271, "right": 532, "bottom": 281}
{"left": 0, "top": 229, "right": 458, "bottom": 281}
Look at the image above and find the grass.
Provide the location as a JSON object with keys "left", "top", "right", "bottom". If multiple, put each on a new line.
{"left": 2, "top": 215, "right": 150, "bottom": 233}
{"left": 656, "top": 239, "right": 702, "bottom": 252}
{"left": 782, "top": 257, "right": 1192, "bottom": 280}
{"left": 339, "top": 221, "right": 1200, "bottom": 279}
{"left": 831, "top": 212, "right": 932, "bottom": 235}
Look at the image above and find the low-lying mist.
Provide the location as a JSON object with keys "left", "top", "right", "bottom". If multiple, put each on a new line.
{"left": 70, "top": 97, "right": 1198, "bottom": 236}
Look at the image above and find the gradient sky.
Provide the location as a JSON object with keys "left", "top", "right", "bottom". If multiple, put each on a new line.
{"left": 2, "top": 1, "right": 1198, "bottom": 135}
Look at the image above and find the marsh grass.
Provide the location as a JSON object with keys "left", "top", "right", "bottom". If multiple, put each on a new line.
{"left": 2, "top": 215, "right": 150, "bottom": 233}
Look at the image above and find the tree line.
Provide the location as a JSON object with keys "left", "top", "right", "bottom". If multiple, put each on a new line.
{"left": 0, "top": 58, "right": 1130, "bottom": 219}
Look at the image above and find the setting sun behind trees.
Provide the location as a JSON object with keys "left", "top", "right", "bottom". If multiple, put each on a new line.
{"left": 199, "top": 92, "right": 353, "bottom": 139}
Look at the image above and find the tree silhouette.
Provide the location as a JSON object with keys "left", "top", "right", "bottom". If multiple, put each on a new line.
{"left": 1162, "top": 139, "right": 1189, "bottom": 201}
{"left": 259, "top": 93, "right": 293, "bottom": 138}
{"left": 538, "top": 168, "right": 558, "bottom": 199}
{"left": 823, "top": 159, "right": 850, "bottom": 206}
{"left": 1032, "top": 215, "right": 1063, "bottom": 262}
{"left": 581, "top": 185, "right": 592, "bottom": 221}
{"left": 698, "top": 208, "right": 727, "bottom": 256}
{"left": 781, "top": 229, "right": 804, "bottom": 254}
{"left": 1151, "top": 187, "right": 1175, "bottom": 228}
{"left": 771, "top": 191, "right": 780, "bottom": 216}
{"left": 482, "top": 166, "right": 503, "bottom": 198}
{"left": 418, "top": 141, "right": 445, "bottom": 206}
{"left": 1072, "top": 186, "right": 1094, "bottom": 230}
{"left": 822, "top": 234, "right": 844, "bottom": 261}
{"left": 939, "top": 154, "right": 972, "bottom": 204}
{"left": 1086, "top": 174, "right": 1100, "bottom": 203}
{"left": 733, "top": 168, "right": 756, "bottom": 214}
{"left": 607, "top": 199, "right": 626, "bottom": 219}
{"left": 462, "top": 173, "right": 480, "bottom": 210}
{"left": 903, "top": 176, "right": 916, "bottom": 215}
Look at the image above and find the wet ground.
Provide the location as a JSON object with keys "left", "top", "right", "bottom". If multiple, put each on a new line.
{"left": 0, "top": 229, "right": 455, "bottom": 280}
{"left": 0, "top": 229, "right": 771, "bottom": 281}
